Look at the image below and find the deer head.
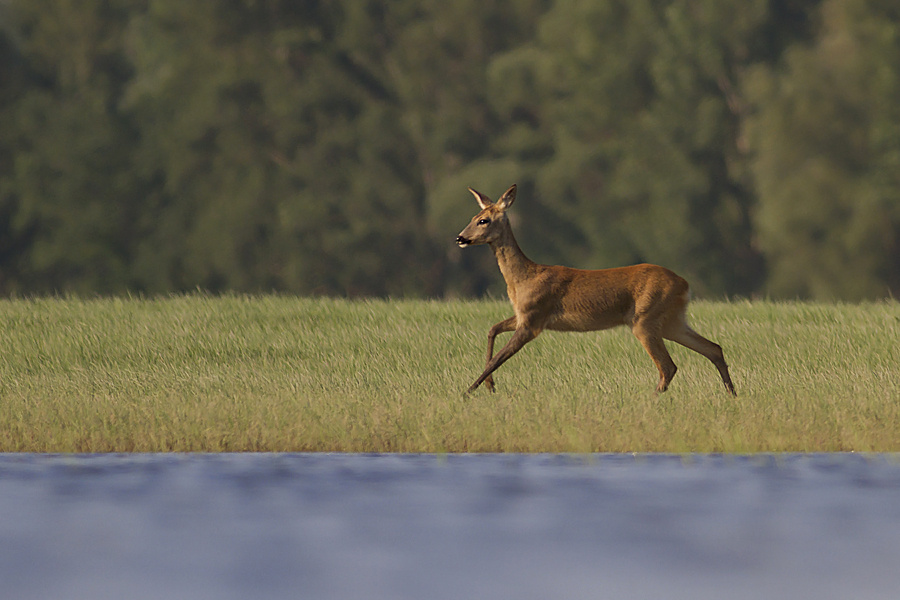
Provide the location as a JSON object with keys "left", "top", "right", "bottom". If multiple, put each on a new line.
{"left": 455, "top": 184, "right": 517, "bottom": 247}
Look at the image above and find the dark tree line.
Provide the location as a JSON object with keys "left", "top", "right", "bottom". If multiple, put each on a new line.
{"left": 1, "top": 0, "right": 898, "bottom": 299}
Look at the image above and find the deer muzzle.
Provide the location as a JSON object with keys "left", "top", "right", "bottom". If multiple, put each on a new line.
{"left": 456, "top": 235, "right": 471, "bottom": 248}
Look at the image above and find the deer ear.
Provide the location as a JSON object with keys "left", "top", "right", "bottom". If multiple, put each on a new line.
{"left": 496, "top": 184, "right": 517, "bottom": 210}
{"left": 468, "top": 188, "right": 492, "bottom": 210}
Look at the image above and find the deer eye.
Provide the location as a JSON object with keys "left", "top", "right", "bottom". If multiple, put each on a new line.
{"left": 477, "top": 218, "right": 490, "bottom": 226}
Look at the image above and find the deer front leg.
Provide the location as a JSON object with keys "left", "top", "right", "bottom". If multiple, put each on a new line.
{"left": 483, "top": 316, "right": 517, "bottom": 392}
{"left": 467, "top": 326, "right": 538, "bottom": 394}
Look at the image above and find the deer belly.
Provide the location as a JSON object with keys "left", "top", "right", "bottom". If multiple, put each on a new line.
{"left": 546, "top": 312, "right": 623, "bottom": 332}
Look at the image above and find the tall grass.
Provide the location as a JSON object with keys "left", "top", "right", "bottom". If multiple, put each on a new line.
{"left": 0, "top": 295, "right": 897, "bottom": 452}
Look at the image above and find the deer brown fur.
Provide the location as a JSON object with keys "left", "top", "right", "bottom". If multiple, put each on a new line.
{"left": 456, "top": 184, "right": 736, "bottom": 396}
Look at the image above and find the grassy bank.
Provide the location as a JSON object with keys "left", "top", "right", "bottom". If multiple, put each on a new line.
{"left": 0, "top": 296, "right": 897, "bottom": 452}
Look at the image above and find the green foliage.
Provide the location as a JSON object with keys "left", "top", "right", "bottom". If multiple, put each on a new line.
{"left": 1, "top": 0, "right": 141, "bottom": 294}
{"left": 746, "top": 0, "right": 900, "bottom": 299}
{"left": 1, "top": 0, "right": 899, "bottom": 299}
{"left": 477, "top": 0, "right": 773, "bottom": 294}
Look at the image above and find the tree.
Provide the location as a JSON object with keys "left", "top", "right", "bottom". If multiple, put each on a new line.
{"left": 121, "top": 0, "right": 447, "bottom": 295}
{"left": 466, "top": 0, "right": 780, "bottom": 297}
{"left": 1, "top": 0, "right": 143, "bottom": 294}
{"left": 745, "top": 0, "right": 900, "bottom": 299}
{"left": 608, "top": 0, "right": 771, "bottom": 296}
{"left": 9, "top": 0, "right": 900, "bottom": 300}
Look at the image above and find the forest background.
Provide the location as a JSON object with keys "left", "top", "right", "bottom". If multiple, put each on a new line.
{"left": 1, "top": 0, "right": 899, "bottom": 301}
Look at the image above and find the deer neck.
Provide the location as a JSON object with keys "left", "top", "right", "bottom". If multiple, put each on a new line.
{"left": 490, "top": 226, "right": 535, "bottom": 286}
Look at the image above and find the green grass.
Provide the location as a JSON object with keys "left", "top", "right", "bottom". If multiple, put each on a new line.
{"left": 0, "top": 295, "right": 897, "bottom": 452}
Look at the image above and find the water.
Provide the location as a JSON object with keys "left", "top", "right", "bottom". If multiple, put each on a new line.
{"left": 2, "top": 453, "right": 900, "bottom": 600}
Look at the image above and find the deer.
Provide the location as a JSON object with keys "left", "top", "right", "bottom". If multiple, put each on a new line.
{"left": 455, "top": 184, "right": 736, "bottom": 396}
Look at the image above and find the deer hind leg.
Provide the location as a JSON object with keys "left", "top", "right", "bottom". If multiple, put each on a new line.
{"left": 664, "top": 322, "right": 737, "bottom": 396}
{"left": 632, "top": 321, "right": 678, "bottom": 394}
{"left": 483, "top": 316, "right": 517, "bottom": 392}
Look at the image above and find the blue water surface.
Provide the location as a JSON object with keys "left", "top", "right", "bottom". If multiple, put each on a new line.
{"left": 2, "top": 453, "right": 900, "bottom": 600}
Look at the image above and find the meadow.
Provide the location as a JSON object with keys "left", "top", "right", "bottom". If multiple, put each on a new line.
{"left": 0, "top": 295, "right": 897, "bottom": 453}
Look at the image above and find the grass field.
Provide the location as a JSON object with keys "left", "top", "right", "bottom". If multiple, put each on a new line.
{"left": 0, "top": 295, "right": 897, "bottom": 453}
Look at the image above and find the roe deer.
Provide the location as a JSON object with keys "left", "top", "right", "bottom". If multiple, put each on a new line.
{"left": 455, "top": 184, "right": 736, "bottom": 396}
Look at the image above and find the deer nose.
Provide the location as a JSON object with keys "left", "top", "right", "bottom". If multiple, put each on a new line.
{"left": 456, "top": 235, "right": 470, "bottom": 247}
